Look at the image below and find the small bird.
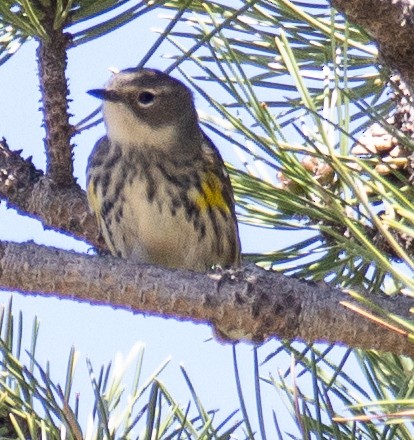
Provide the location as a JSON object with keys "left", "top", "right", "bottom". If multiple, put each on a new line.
{"left": 86, "top": 68, "right": 241, "bottom": 272}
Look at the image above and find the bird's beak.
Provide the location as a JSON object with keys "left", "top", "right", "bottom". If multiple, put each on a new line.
{"left": 87, "top": 88, "right": 121, "bottom": 102}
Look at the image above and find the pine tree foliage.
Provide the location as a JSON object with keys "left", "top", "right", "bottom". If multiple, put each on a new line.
{"left": 1, "top": 0, "right": 414, "bottom": 438}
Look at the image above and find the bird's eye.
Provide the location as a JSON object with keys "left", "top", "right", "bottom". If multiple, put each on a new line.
{"left": 138, "top": 91, "right": 155, "bottom": 105}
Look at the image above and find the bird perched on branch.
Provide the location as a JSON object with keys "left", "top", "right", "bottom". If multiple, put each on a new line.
{"left": 86, "top": 68, "right": 241, "bottom": 272}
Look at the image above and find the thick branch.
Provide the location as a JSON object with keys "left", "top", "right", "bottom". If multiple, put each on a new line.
{"left": 1, "top": 241, "right": 413, "bottom": 356}
{"left": 37, "top": 7, "right": 74, "bottom": 186}
{"left": 331, "top": 0, "right": 414, "bottom": 90}
{"left": 0, "top": 139, "right": 104, "bottom": 249}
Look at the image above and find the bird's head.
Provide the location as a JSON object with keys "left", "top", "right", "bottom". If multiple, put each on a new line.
{"left": 88, "top": 68, "right": 201, "bottom": 152}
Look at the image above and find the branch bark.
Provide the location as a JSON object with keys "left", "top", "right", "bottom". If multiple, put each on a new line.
{"left": 0, "top": 139, "right": 104, "bottom": 249}
{"left": 37, "top": 4, "right": 74, "bottom": 186}
{"left": 1, "top": 241, "right": 413, "bottom": 356}
{"left": 331, "top": 0, "right": 414, "bottom": 91}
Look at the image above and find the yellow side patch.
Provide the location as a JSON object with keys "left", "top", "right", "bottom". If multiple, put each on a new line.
{"left": 87, "top": 182, "right": 102, "bottom": 221}
{"left": 194, "top": 173, "right": 230, "bottom": 213}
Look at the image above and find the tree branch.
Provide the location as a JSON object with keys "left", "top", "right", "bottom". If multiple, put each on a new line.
{"left": 1, "top": 241, "right": 413, "bottom": 356}
{"left": 37, "top": 5, "right": 74, "bottom": 186}
{"left": 331, "top": 0, "right": 414, "bottom": 90}
{"left": 0, "top": 139, "right": 104, "bottom": 249}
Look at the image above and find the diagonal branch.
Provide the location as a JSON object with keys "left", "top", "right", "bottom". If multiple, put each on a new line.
{"left": 1, "top": 240, "right": 413, "bottom": 356}
{"left": 0, "top": 139, "right": 104, "bottom": 249}
{"left": 331, "top": 0, "right": 414, "bottom": 91}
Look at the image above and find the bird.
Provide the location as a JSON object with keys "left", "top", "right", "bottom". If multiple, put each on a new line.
{"left": 86, "top": 67, "right": 241, "bottom": 272}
